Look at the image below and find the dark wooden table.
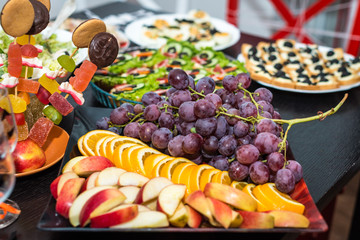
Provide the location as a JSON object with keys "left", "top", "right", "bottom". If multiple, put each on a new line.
{"left": 2, "top": 2, "right": 359, "bottom": 240}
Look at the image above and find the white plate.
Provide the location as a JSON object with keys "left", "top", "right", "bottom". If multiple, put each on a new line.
{"left": 237, "top": 43, "right": 359, "bottom": 94}
{"left": 124, "top": 14, "right": 240, "bottom": 50}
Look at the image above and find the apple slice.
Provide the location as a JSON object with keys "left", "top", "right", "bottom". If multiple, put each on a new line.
{"left": 185, "top": 190, "right": 213, "bottom": 222}
{"left": 110, "top": 211, "right": 169, "bottom": 229}
{"left": 50, "top": 175, "right": 61, "bottom": 199}
{"left": 90, "top": 204, "right": 138, "bottom": 228}
{"left": 62, "top": 156, "right": 87, "bottom": 173}
{"left": 95, "top": 167, "right": 126, "bottom": 187}
{"left": 204, "top": 183, "right": 257, "bottom": 212}
{"left": 80, "top": 172, "right": 100, "bottom": 192}
{"left": 111, "top": 203, "right": 151, "bottom": 213}
{"left": 143, "top": 198, "right": 157, "bottom": 211}
{"left": 56, "top": 178, "right": 85, "bottom": 218}
{"left": 69, "top": 186, "right": 115, "bottom": 227}
{"left": 206, "top": 197, "right": 233, "bottom": 229}
{"left": 268, "top": 210, "right": 310, "bottom": 228}
{"left": 185, "top": 205, "right": 202, "bottom": 228}
{"left": 79, "top": 188, "right": 126, "bottom": 227}
{"left": 169, "top": 202, "right": 188, "bottom": 228}
{"left": 57, "top": 172, "right": 79, "bottom": 197}
{"left": 118, "top": 186, "right": 140, "bottom": 204}
{"left": 134, "top": 177, "right": 173, "bottom": 204}
{"left": 118, "top": 172, "right": 149, "bottom": 187}
{"left": 237, "top": 211, "right": 274, "bottom": 229}
{"left": 72, "top": 156, "right": 114, "bottom": 177}
{"left": 156, "top": 184, "right": 186, "bottom": 216}
{"left": 229, "top": 210, "right": 243, "bottom": 228}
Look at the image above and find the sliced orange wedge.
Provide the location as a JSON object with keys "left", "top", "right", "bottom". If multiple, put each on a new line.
{"left": 231, "top": 181, "right": 248, "bottom": 191}
{"left": 129, "top": 147, "right": 162, "bottom": 175}
{"left": 242, "top": 183, "right": 270, "bottom": 212}
{"left": 171, "top": 162, "right": 196, "bottom": 184}
{"left": 159, "top": 157, "right": 191, "bottom": 180}
{"left": 77, "top": 135, "right": 87, "bottom": 156}
{"left": 105, "top": 136, "right": 146, "bottom": 160}
{"left": 260, "top": 183, "right": 305, "bottom": 214}
{"left": 150, "top": 156, "right": 175, "bottom": 178}
{"left": 199, "top": 168, "right": 221, "bottom": 191}
{"left": 143, "top": 154, "right": 169, "bottom": 178}
{"left": 98, "top": 136, "right": 118, "bottom": 158}
{"left": 112, "top": 142, "right": 142, "bottom": 168}
{"left": 121, "top": 145, "right": 146, "bottom": 171}
{"left": 188, "top": 164, "right": 214, "bottom": 193}
{"left": 211, "top": 171, "right": 231, "bottom": 185}
{"left": 94, "top": 136, "right": 112, "bottom": 156}
{"left": 252, "top": 184, "right": 280, "bottom": 212}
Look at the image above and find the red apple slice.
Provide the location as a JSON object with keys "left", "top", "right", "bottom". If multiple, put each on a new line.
{"left": 69, "top": 186, "right": 114, "bottom": 227}
{"left": 90, "top": 204, "right": 138, "bottom": 228}
{"left": 169, "top": 202, "right": 188, "bottom": 228}
{"left": 95, "top": 167, "right": 126, "bottom": 187}
{"left": 50, "top": 175, "right": 61, "bottom": 199}
{"left": 206, "top": 197, "right": 233, "bottom": 229}
{"left": 156, "top": 184, "right": 186, "bottom": 216}
{"left": 268, "top": 210, "right": 310, "bottom": 228}
{"left": 237, "top": 211, "right": 274, "bottom": 229}
{"left": 185, "top": 205, "right": 202, "bottom": 228}
{"left": 118, "top": 186, "right": 140, "bottom": 204}
{"left": 79, "top": 188, "right": 126, "bottom": 227}
{"left": 134, "top": 177, "right": 172, "bottom": 204}
{"left": 81, "top": 172, "right": 100, "bottom": 192}
{"left": 62, "top": 156, "right": 87, "bottom": 173}
{"left": 110, "top": 211, "right": 169, "bottom": 228}
{"left": 72, "top": 156, "right": 114, "bottom": 177}
{"left": 57, "top": 172, "right": 79, "bottom": 197}
{"left": 185, "top": 190, "right": 213, "bottom": 222}
{"left": 55, "top": 178, "right": 85, "bottom": 218}
{"left": 118, "top": 172, "right": 149, "bottom": 187}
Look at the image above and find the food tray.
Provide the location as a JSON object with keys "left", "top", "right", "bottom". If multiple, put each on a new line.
{"left": 38, "top": 107, "right": 328, "bottom": 233}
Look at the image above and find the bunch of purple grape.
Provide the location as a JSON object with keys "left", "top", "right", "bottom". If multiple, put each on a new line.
{"left": 96, "top": 69, "right": 303, "bottom": 193}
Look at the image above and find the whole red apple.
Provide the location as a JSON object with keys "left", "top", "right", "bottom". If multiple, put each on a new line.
{"left": 12, "top": 138, "right": 46, "bottom": 173}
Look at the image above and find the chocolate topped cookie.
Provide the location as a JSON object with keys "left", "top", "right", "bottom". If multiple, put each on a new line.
{"left": 27, "top": 0, "right": 50, "bottom": 35}
{"left": 88, "top": 32, "right": 119, "bottom": 68}
{"left": 1, "top": 0, "right": 35, "bottom": 37}
{"left": 72, "top": 19, "right": 107, "bottom": 48}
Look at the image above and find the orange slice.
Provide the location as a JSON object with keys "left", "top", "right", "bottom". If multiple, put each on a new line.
{"left": 199, "top": 168, "right": 221, "bottom": 191}
{"left": 171, "top": 162, "right": 196, "bottom": 184}
{"left": 260, "top": 183, "right": 305, "bottom": 214}
{"left": 143, "top": 154, "right": 169, "bottom": 178}
{"left": 150, "top": 156, "right": 175, "bottom": 178}
{"left": 129, "top": 147, "right": 162, "bottom": 175}
{"left": 188, "top": 164, "right": 214, "bottom": 193}
{"left": 159, "top": 157, "right": 192, "bottom": 180}
{"left": 211, "top": 171, "right": 231, "bottom": 185}
{"left": 105, "top": 136, "right": 146, "bottom": 160}
{"left": 231, "top": 181, "right": 248, "bottom": 191}
{"left": 112, "top": 142, "right": 142, "bottom": 168}
{"left": 77, "top": 135, "right": 87, "bottom": 156}
{"left": 252, "top": 184, "right": 279, "bottom": 212}
{"left": 94, "top": 136, "right": 112, "bottom": 156}
{"left": 81, "top": 130, "right": 119, "bottom": 156}
{"left": 99, "top": 136, "right": 118, "bottom": 158}
{"left": 121, "top": 145, "right": 146, "bottom": 171}
{"left": 242, "top": 183, "right": 269, "bottom": 212}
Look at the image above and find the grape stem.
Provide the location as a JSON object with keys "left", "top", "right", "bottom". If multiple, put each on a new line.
{"left": 111, "top": 112, "right": 144, "bottom": 128}
{"left": 188, "top": 86, "right": 205, "bottom": 97}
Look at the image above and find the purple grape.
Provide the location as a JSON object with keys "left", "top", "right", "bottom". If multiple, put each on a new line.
{"left": 141, "top": 92, "right": 161, "bottom": 106}
{"left": 237, "top": 135, "right": 251, "bottom": 146}
{"left": 218, "top": 135, "right": 237, "bottom": 156}
{"left": 168, "top": 69, "right": 190, "bottom": 90}
{"left": 157, "top": 100, "right": 173, "bottom": 113}
{"left": 285, "top": 160, "right": 303, "bottom": 183}
{"left": 195, "top": 76, "right": 215, "bottom": 95}
{"left": 235, "top": 143, "right": 260, "bottom": 165}
{"left": 239, "top": 102, "right": 257, "bottom": 118}
{"left": 228, "top": 161, "right": 249, "bottom": 181}
{"left": 182, "top": 133, "right": 203, "bottom": 154}
{"left": 134, "top": 104, "right": 144, "bottom": 114}
{"left": 201, "top": 149, "right": 217, "bottom": 162}
{"left": 225, "top": 108, "right": 241, "bottom": 125}
{"left": 166, "top": 87, "right": 177, "bottom": 98}
{"left": 260, "top": 111, "right": 272, "bottom": 119}
{"left": 267, "top": 152, "right": 285, "bottom": 172}
{"left": 123, "top": 122, "right": 141, "bottom": 138}
{"left": 144, "top": 104, "right": 161, "bottom": 121}
{"left": 188, "top": 75, "right": 195, "bottom": 90}
{"left": 204, "top": 93, "right": 222, "bottom": 109}
{"left": 179, "top": 101, "right": 197, "bottom": 122}
{"left": 256, "top": 119, "right": 278, "bottom": 136}
{"left": 273, "top": 111, "right": 282, "bottom": 119}
{"left": 235, "top": 91, "right": 251, "bottom": 106}
{"left": 185, "top": 153, "right": 203, "bottom": 164}
{"left": 120, "top": 102, "right": 135, "bottom": 114}
{"left": 254, "top": 132, "right": 281, "bottom": 154}
{"left": 108, "top": 127, "right": 120, "bottom": 134}
{"left": 222, "top": 103, "right": 232, "bottom": 110}
{"left": 214, "top": 116, "right": 229, "bottom": 139}
{"left": 249, "top": 161, "right": 270, "bottom": 184}
{"left": 257, "top": 100, "right": 274, "bottom": 115}
{"left": 96, "top": 117, "right": 110, "bottom": 130}
{"left": 221, "top": 91, "right": 236, "bottom": 106}
{"left": 194, "top": 99, "right": 216, "bottom": 118}
{"left": 254, "top": 87, "right": 273, "bottom": 103}
{"left": 215, "top": 88, "right": 227, "bottom": 99}
{"left": 195, "top": 117, "right": 217, "bottom": 137}
{"left": 168, "top": 135, "right": 185, "bottom": 157}
{"left": 139, "top": 122, "right": 158, "bottom": 142}
{"left": 235, "top": 73, "right": 251, "bottom": 89}
{"left": 110, "top": 107, "right": 130, "bottom": 125}
{"left": 202, "top": 136, "right": 219, "bottom": 154}
{"left": 233, "top": 121, "right": 249, "bottom": 138}
{"left": 209, "top": 155, "right": 230, "bottom": 171}
{"left": 180, "top": 121, "right": 195, "bottom": 135}
{"left": 158, "top": 112, "right": 175, "bottom": 129}
{"left": 169, "top": 90, "right": 192, "bottom": 107}
{"left": 227, "top": 126, "right": 234, "bottom": 136}
{"left": 223, "top": 75, "right": 240, "bottom": 92}
{"left": 275, "top": 169, "right": 295, "bottom": 193}
{"left": 151, "top": 127, "right": 173, "bottom": 150}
